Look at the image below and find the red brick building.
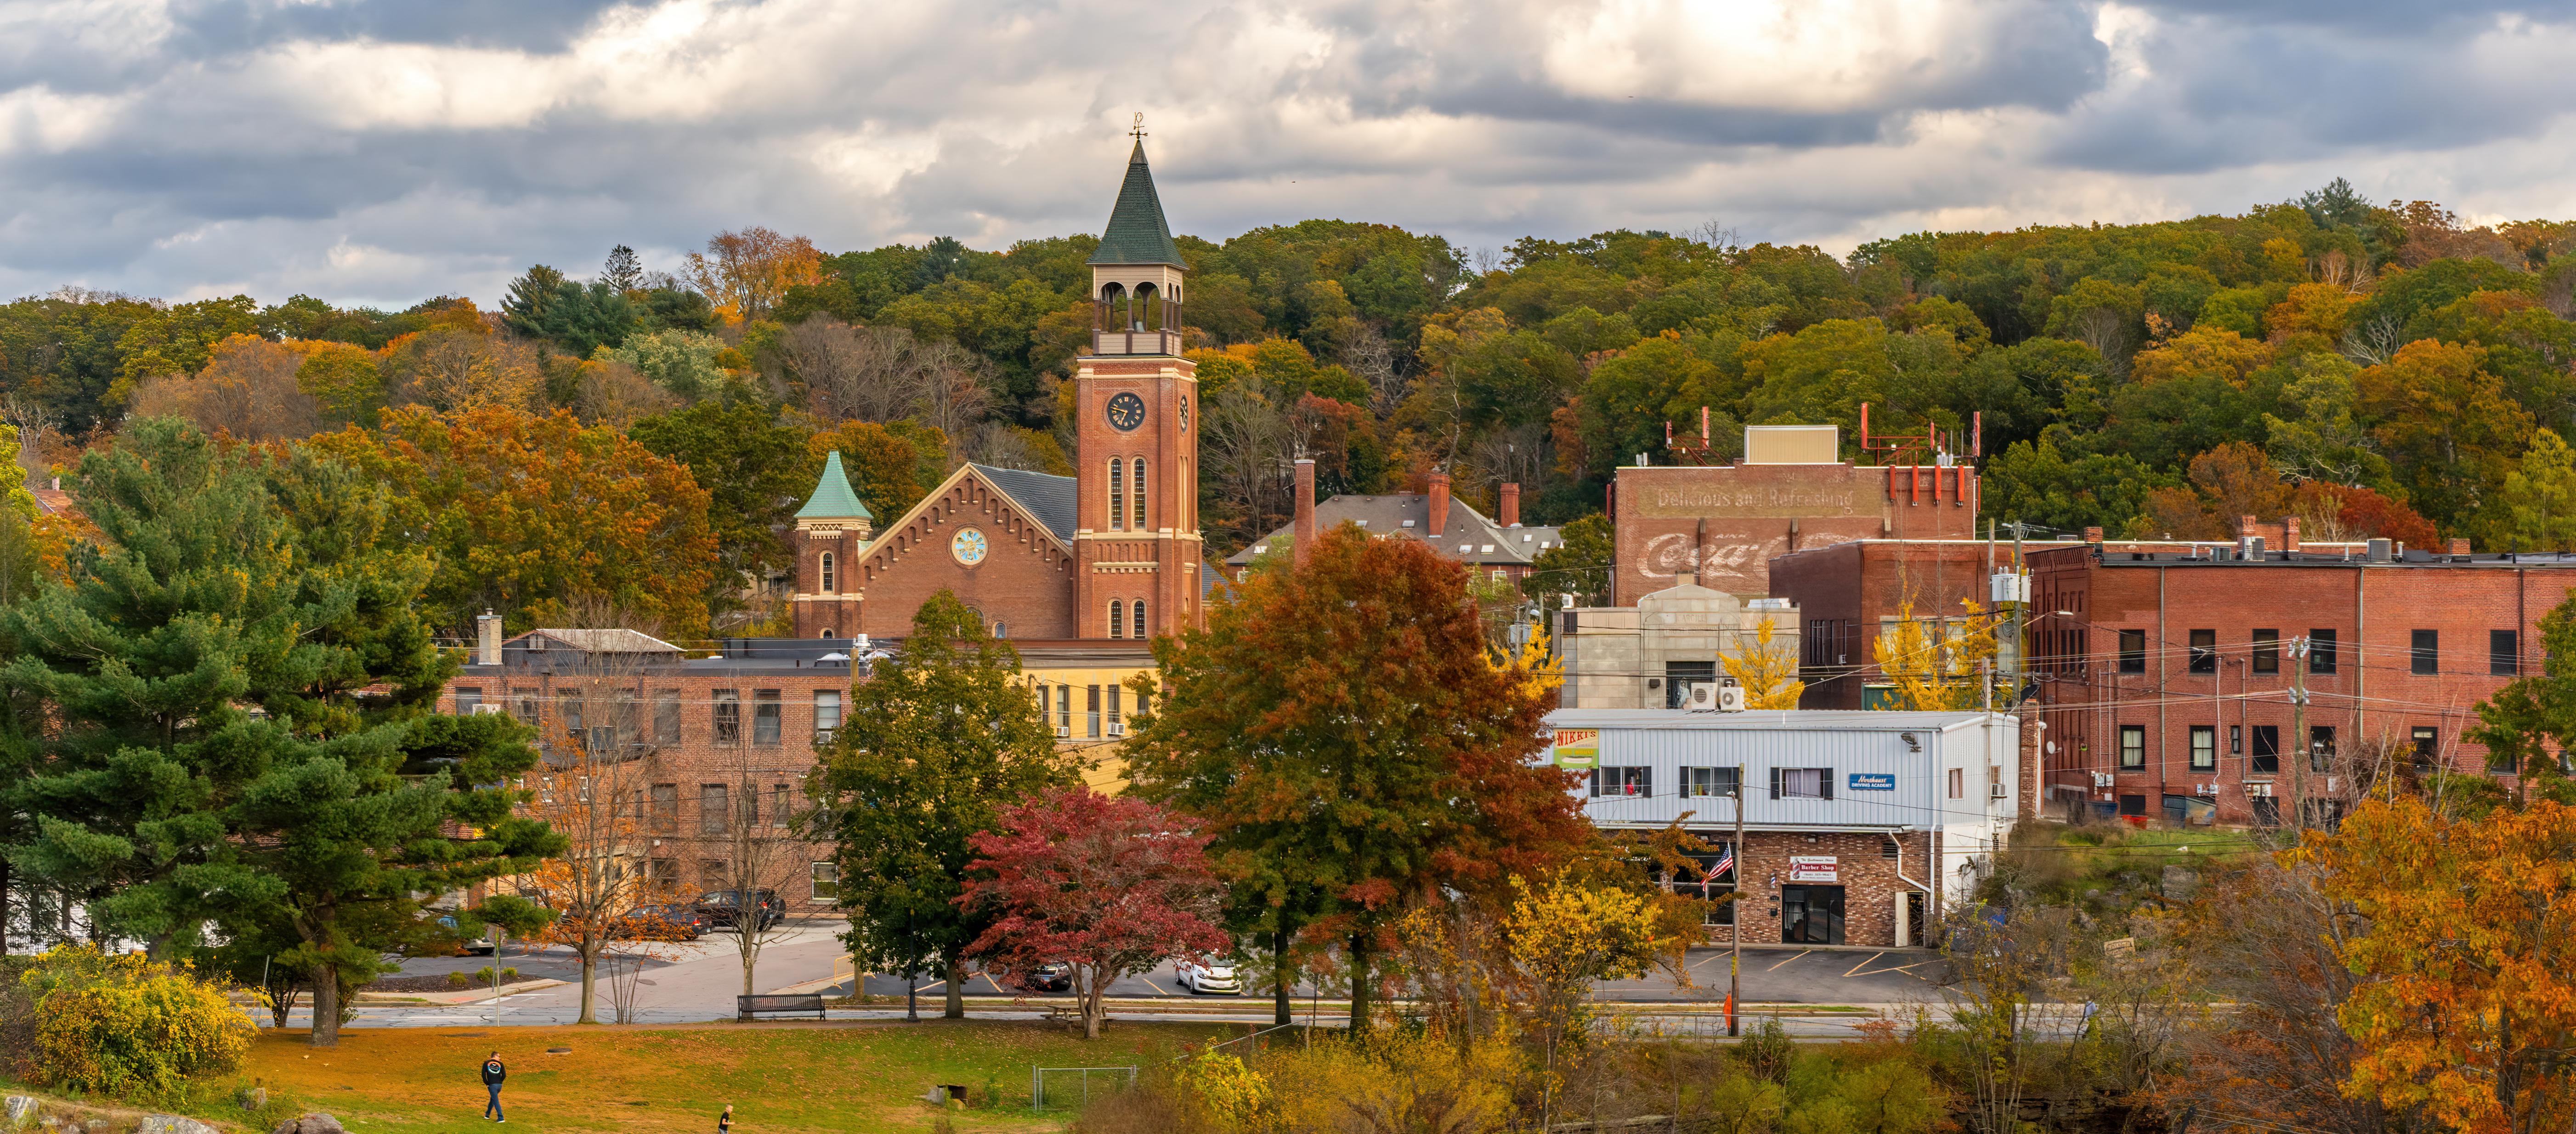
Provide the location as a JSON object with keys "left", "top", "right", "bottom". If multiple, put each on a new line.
{"left": 1612, "top": 426, "right": 1980, "bottom": 603}
{"left": 2027, "top": 540, "right": 2576, "bottom": 824}
{"left": 796, "top": 139, "right": 1218, "bottom": 644}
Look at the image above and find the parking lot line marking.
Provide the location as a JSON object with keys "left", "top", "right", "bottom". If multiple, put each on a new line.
{"left": 1841, "top": 952, "right": 1885, "bottom": 977}
{"left": 982, "top": 974, "right": 1008, "bottom": 994}
{"left": 1850, "top": 959, "right": 1934, "bottom": 977}
{"left": 1141, "top": 976, "right": 1172, "bottom": 995}
{"left": 1765, "top": 950, "right": 1812, "bottom": 971}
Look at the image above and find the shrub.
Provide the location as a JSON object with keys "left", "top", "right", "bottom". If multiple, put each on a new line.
{"left": 447, "top": 971, "right": 471, "bottom": 987}
{"left": 19, "top": 943, "right": 257, "bottom": 1100}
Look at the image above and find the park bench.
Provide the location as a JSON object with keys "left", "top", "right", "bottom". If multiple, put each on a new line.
{"left": 737, "top": 993, "right": 827, "bottom": 1020}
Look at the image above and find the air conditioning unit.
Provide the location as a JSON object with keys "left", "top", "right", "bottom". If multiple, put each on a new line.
{"left": 1107, "top": 722, "right": 1126, "bottom": 737}
{"left": 470, "top": 704, "right": 504, "bottom": 716}
{"left": 1054, "top": 726, "right": 1071, "bottom": 738}
{"left": 1987, "top": 783, "right": 2007, "bottom": 800}
{"left": 1716, "top": 685, "right": 1745, "bottom": 712}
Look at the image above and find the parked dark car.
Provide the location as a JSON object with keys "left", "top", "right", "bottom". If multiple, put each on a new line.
{"left": 435, "top": 913, "right": 496, "bottom": 955}
{"left": 1019, "top": 962, "right": 1073, "bottom": 993}
{"left": 622, "top": 903, "right": 708, "bottom": 941}
{"left": 694, "top": 889, "right": 784, "bottom": 932}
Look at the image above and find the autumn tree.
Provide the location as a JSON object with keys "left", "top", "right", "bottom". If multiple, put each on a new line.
{"left": 629, "top": 401, "right": 816, "bottom": 609}
{"left": 962, "top": 787, "right": 1229, "bottom": 1039}
{"left": 686, "top": 227, "right": 826, "bottom": 324}
{"left": 2356, "top": 339, "right": 2534, "bottom": 528}
{"left": 813, "top": 592, "right": 1074, "bottom": 1019}
{"left": 310, "top": 407, "right": 719, "bottom": 639}
{"left": 1500, "top": 872, "right": 1679, "bottom": 1124}
{"left": 2294, "top": 795, "right": 2576, "bottom": 1134}
{"left": 1522, "top": 513, "right": 1614, "bottom": 606}
{"left": 1874, "top": 598, "right": 2008, "bottom": 711}
{"left": 127, "top": 333, "right": 324, "bottom": 441}
{"left": 1721, "top": 616, "right": 1805, "bottom": 708}
{"left": 1123, "top": 523, "right": 1593, "bottom": 1030}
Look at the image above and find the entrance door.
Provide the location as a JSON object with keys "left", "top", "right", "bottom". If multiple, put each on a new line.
{"left": 1781, "top": 885, "right": 1846, "bottom": 944}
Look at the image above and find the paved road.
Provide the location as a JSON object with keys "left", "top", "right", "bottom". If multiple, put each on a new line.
{"left": 299, "top": 921, "right": 1952, "bottom": 1032}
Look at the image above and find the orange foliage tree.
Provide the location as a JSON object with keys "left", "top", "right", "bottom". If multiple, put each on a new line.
{"left": 514, "top": 726, "right": 691, "bottom": 1024}
{"left": 2294, "top": 795, "right": 2576, "bottom": 1134}
{"left": 310, "top": 407, "right": 718, "bottom": 639}
{"left": 685, "top": 228, "right": 825, "bottom": 324}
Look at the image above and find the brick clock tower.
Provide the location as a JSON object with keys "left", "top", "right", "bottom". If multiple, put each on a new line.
{"left": 1073, "top": 136, "right": 1201, "bottom": 639}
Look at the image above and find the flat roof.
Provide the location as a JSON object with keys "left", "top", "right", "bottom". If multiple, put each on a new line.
{"left": 1546, "top": 709, "right": 2004, "bottom": 731}
{"left": 2072, "top": 549, "right": 2576, "bottom": 568}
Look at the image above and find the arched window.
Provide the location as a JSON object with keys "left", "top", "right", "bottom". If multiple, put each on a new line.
{"left": 1109, "top": 601, "right": 1125, "bottom": 639}
{"left": 992, "top": 621, "right": 1008, "bottom": 639}
{"left": 1133, "top": 282, "right": 1156, "bottom": 331}
{"left": 1108, "top": 457, "right": 1124, "bottom": 530}
{"left": 1132, "top": 599, "right": 1148, "bottom": 637}
{"left": 819, "top": 552, "right": 836, "bottom": 593}
{"left": 820, "top": 628, "right": 835, "bottom": 639}
{"left": 1132, "top": 458, "right": 1147, "bottom": 530}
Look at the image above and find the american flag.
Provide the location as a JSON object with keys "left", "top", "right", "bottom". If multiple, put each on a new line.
{"left": 1708, "top": 846, "right": 1735, "bottom": 884}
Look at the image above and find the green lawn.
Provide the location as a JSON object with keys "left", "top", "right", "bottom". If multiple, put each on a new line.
{"left": 201, "top": 1020, "right": 1239, "bottom": 1134}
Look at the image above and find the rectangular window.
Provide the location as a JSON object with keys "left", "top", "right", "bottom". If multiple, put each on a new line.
{"left": 1087, "top": 685, "right": 1102, "bottom": 739}
{"left": 653, "top": 689, "right": 681, "bottom": 745}
{"left": 1679, "top": 767, "right": 1741, "bottom": 798}
{"left": 702, "top": 860, "right": 728, "bottom": 889}
{"left": 2250, "top": 725, "right": 2280, "bottom": 774}
{"left": 753, "top": 689, "right": 781, "bottom": 746}
{"left": 2412, "top": 726, "right": 2438, "bottom": 760}
{"left": 699, "top": 784, "right": 728, "bottom": 834}
{"left": 2229, "top": 724, "right": 2242, "bottom": 755}
{"left": 2118, "top": 629, "right": 2147, "bottom": 673}
{"left": 651, "top": 858, "right": 679, "bottom": 891}
{"left": 1056, "top": 685, "right": 1071, "bottom": 733}
{"left": 1772, "top": 767, "right": 1833, "bottom": 800}
{"left": 713, "top": 689, "right": 741, "bottom": 745}
{"left": 454, "top": 686, "right": 483, "bottom": 715}
{"left": 2189, "top": 726, "right": 2216, "bottom": 772}
{"left": 2494, "top": 629, "right": 2521, "bottom": 676}
{"left": 1947, "top": 767, "right": 1963, "bottom": 800}
{"left": 2118, "top": 794, "right": 2146, "bottom": 817}
{"left": 651, "top": 783, "right": 678, "bottom": 833}
{"left": 2310, "top": 629, "right": 2338, "bottom": 674}
{"left": 812, "top": 862, "right": 839, "bottom": 902}
{"left": 2120, "top": 725, "right": 2146, "bottom": 770}
{"left": 1665, "top": 660, "right": 1716, "bottom": 709}
{"left": 2310, "top": 726, "right": 2336, "bottom": 772}
{"left": 813, "top": 690, "right": 842, "bottom": 738}
{"left": 1107, "top": 685, "right": 1123, "bottom": 732}
{"left": 559, "top": 691, "right": 585, "bottom": 739}
{"left": 772, "top": 784, "right": 792, "bottom": 827}
{"left": 511, "top": 688, "right": 540, "bottom": 724}
{"left": 1589, "top": 767, "right": 1651, "bottom": 797}
{"left": 2252, "top": 796, "right": 2282, "bottom": 827}
{"left": 2188, "top": 629, "right": 2217, "bottom": 674}
{"left": 2252, "top": 629, "right": 2279, "bottom": 674}
{"left": 2412, "top": 630, "right": 2439, "bottom": 675}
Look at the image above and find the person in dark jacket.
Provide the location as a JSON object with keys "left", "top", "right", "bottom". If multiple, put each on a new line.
{"left": 481, "top": 1051, "right": 507, "bottom": 1122}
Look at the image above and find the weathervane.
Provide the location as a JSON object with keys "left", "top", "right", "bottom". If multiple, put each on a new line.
{"left": 1130, "top": 113, "right": 1146, "bottom": 142}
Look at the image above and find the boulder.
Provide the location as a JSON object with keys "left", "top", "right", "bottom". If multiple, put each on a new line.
{"left": 272, "top": 1115, "right": 347, "bottom": 1134}
{"left": 137, "top": 1117, "right": 221, "bottom": 1134}
{"left": 3, "top": 1096, "right": 34, "bottom": 1129}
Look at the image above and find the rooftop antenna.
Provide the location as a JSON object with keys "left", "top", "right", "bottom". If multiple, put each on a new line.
{"left": 1664, "top": 406, "right": 1719, "bottom": 466}
{"left": 1858, "top": 403, "right": 1983, "bottom": 466}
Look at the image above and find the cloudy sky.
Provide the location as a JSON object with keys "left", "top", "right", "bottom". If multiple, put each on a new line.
{"left": 6, "top": 0, "right": 2576, "bottom": 309}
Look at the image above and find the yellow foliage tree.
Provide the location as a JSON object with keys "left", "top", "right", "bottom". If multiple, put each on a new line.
{"left": 1722, "top": 616, "right": 1805, "bottom": 709}
{"left": 1874, "top": 598, "right": 2007, "bottom": 711}
{"left": 1501, "top": 870, "right": 1679, "bottom": 1118}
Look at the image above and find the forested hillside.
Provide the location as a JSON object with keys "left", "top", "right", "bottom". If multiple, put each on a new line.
{"left": 2, "top": 181, "right": 2570, "bottom": 639}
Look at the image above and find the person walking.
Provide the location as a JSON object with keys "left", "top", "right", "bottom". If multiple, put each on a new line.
{"left": 718, "top": 1103, "right": 733, "bottom": 1132}
{"left": 481, "top": 1050, "right": 507, "bottom": 1122}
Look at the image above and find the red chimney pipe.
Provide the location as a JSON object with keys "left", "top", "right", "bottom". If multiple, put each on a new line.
{"left": 1293, "top": 459, "right": 1317, "bottom": 565}
{"left": 1500, "top": 483, "right": 1521, "bottom": 528}
{"left": 1428, "top": 471, "right": 1451, "bottom": 538}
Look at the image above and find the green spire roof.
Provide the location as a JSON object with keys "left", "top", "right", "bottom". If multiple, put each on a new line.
{"left": 797, "top": 451, "right": 871, "bottom": 521}
{"left": 1086, "top": 140, "right": 1187, "bottom": 268}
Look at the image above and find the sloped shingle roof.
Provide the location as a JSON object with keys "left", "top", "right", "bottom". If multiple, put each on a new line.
{"left": 1085, "top": 141, "right": 1186, "bottom": 268}
{"left": 796, "top": 451, "right": 872, "bottom": 521}
{"left": 1223, "top": 494, "right": 1565, "bottom": 567}
{"left": 971, "top": 463, "right": 1077, "bottom": 544}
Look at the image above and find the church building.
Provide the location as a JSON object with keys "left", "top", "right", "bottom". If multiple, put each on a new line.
{"left": 787, "top": 137, "right": 1219, "bottom": 645}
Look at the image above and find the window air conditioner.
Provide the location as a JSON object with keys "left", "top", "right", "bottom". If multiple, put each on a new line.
{"left": 1054, "top": 726, "right": 1071, "bottom": 739}
{"left": 470, "top": 704, "right": 504, "bottom": 716}
{"left": 1987, "top": 783, "right": 2007, "bottom": 800}
{"left": 1107, "top": 723, "right": 1126, "bottom": 737}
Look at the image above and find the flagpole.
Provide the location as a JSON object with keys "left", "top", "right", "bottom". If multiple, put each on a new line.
{"left": 1729, "top": 760, "right": 1745, "bottom": 1037}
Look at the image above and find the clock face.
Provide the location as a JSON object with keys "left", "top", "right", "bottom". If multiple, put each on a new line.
{"left": 1104, "top": 391, "right": 1147, "bottom": 432}
{"left": 951, "top": 528, "right": 988, "bottom": 566}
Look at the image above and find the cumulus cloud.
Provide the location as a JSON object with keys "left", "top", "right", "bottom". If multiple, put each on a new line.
{"left": 3, "top": 0, "right": 2574, "bottom": 307}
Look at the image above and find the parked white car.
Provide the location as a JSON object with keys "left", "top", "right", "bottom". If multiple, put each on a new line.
{"left": 1174, "top": 959, "right": 1242, "bottom": 995}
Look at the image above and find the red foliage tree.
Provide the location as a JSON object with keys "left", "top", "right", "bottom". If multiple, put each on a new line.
{"left": 961, "top": 787, "right": 1229, "bottom": 1039}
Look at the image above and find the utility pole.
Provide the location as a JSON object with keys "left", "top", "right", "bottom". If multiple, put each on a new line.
{"left": 1729, "top": 760, "right": 1746, "bottom": 1037}
{"left": 2289, "top": 635, "right": 2310, "bottom": 831}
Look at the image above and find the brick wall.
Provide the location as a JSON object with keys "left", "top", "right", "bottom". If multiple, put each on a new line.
{"left": 2032, "top": 547, "right": 2576, "bottom": 824}
{"left": 1694, "top": 829, "right": 1936, "bottom": 948}
{"left": 853, "top": 473, "right": 1079, "bottom": 639}
{"left": 1614, "top": 463, "right": 1978, "bottom": 604}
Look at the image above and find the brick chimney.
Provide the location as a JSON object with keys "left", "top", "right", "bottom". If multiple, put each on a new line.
{"left": 2082, "top": 526, "right": 2104, "bottom": 544}
{"left": 1500, "top": 483, "right": 1521, "bottom": 528}
{"left": 1292, "top": 458, "right": 1317, "bottom": 565}
{"left": 1428, "top": 470, "right": 1451, "bottom": 537}
{"left": 2281, "top": 515, "right": 2300, "bottom": 552}
{"left": 2448, "top": 537, "right": 2472, "bottom": 555}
